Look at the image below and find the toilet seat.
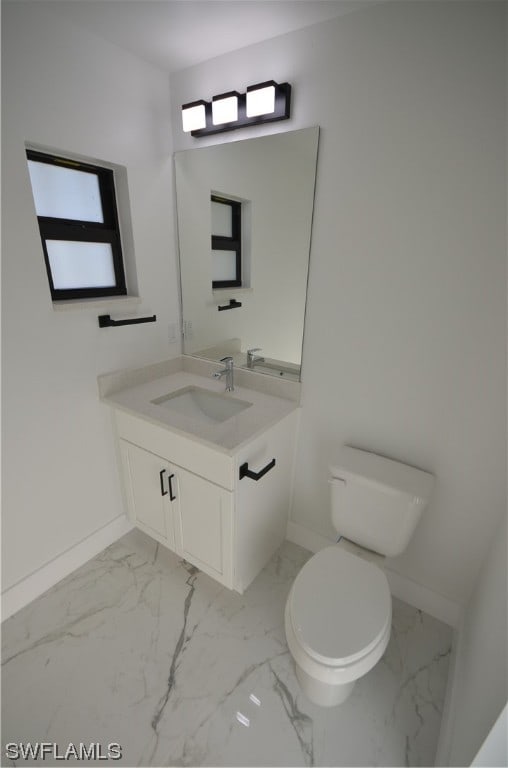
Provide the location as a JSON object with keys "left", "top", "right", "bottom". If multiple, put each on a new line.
{"left": 287, "top": 546, "right": 391, "bottom": 667}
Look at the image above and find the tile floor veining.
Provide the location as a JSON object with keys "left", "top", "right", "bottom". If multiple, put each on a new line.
{"left": 2, "top": 531, "right": 452, "bottom": 767}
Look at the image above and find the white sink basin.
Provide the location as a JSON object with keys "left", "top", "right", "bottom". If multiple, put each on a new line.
{"left": 151, "top": 386, "right": 252, "bottom": 424}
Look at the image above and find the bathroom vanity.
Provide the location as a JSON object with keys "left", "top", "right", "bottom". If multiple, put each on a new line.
{"left": 99, "top": 356, "right": 300, "bottom": 592}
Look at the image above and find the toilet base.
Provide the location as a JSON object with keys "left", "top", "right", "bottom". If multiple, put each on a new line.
{"left": 295, "top": 662, "right": 355, "bottom": 706}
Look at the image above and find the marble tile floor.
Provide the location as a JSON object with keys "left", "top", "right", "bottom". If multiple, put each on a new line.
{"left": 2, "top": 530, "right": 453, "bottom": 767}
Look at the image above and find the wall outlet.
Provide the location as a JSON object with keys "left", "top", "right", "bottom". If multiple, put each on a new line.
{"left": 183, "top": 320, "right": 193, "bottom": 339}
{"left": 168, "top": 321, "right": 179, "bottom": 343}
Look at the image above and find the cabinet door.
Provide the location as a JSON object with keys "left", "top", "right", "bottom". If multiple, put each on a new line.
{"left": 119, "top": 440, "right": 176, "bottom": 550}
{"left": 175, "top": 466, "right": 233, "bottom": 588}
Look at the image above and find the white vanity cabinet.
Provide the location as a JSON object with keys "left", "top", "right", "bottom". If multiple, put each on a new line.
{"left": 118, "top": 428, "right": 234, "bottom": 587}
{"left": 172, "top": 464, "right": 233, "bottom": 586}
{"left": 113, "top": 405, "right": 298, "bottom": 593}
{"left": 119, "top": 440, "right": 234, "bottom": 587}
{"left": 119, "top": 440, "right": 177, "bottom": 549}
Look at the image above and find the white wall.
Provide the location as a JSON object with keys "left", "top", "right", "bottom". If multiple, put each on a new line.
{"left": 2, "top": 2, "right": 179, "bottom": 592}
{"left": 438, "top": 510, "right": 507, "bottom": 766}
{"left": 170, "top": 0, "right": 506, "bottom": 608}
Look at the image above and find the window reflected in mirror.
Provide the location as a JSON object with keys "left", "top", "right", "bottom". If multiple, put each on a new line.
{"left": 211, "top": 195, "right": 242, "bottom": 288}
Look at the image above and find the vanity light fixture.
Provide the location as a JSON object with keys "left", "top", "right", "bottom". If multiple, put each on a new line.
{"left": 182, "top": 80, "right": 291, "bottom": 137}
{"left": 212, "top": 91, "right": 240, "bottom": 125}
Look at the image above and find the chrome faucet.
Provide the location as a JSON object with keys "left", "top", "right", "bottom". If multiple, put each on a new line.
{"left": 213, "top": 356, "right": 234, "bottom": 391}
{"left": 247, "top": 348, "right": 265, "bottom": 369}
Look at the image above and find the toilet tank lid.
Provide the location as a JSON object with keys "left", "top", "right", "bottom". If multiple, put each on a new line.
{"left": 330, "top": 446, "right": 434, "bottom": 500}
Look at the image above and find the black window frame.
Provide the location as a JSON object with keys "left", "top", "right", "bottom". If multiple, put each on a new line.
{"left": 26, "top": 149, "right": 127, "bottom": 301}
{"left": 211, "top": 194, "right": 242, "bottom": 289}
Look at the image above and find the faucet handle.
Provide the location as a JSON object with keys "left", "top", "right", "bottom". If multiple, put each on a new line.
{"left": 247, "top": 347, "right": 261, "bottom": 357}
{"left": 220, "top": 356, "right": 234, "bottom": 365}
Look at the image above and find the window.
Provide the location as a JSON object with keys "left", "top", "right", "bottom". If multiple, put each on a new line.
{"left": 26, "top": 149, "right": 126, "bottom": 301}
{"left": 211, "top": 194, "right": 241, "bottom": 288}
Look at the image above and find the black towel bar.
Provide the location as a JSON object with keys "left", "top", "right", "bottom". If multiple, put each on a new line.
{"left": 218, "top": 299, "right": 242, "bottom": 312}
{"left": 239, "top": 459, "right": 276, "bottom": 481}
{"left": 98, "top": 314, "right": 156, "bottom": 328}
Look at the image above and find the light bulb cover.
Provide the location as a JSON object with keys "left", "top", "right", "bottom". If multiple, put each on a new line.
{"left": 212, "top": 91, "right": 240, "bottom": 125}
{"left": 246, "top": 80, "right": 277, "bottom": 117}
{"left": 181, "top": 100, "right": 209, "bottom": 133}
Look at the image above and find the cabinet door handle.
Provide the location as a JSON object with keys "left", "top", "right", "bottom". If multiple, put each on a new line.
{"left": 159, "top": 469, "right": 168, "bottom": 496}
{"left": 239, "top": 458, "right": 276, "bottom": 481}
{"left": 168, "top": 473, "right": 176, "bottom": 501}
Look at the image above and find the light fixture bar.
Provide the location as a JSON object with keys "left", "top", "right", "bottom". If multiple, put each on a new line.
{"left": 181, "top": 82, "right": 291, "bottom": 138}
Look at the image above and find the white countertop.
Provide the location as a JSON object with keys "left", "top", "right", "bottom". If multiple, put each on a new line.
{"left": 99, "top": 359, "right": 299, "bottom": 454}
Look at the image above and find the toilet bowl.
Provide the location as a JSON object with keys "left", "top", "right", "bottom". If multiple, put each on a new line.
{"left": 284, "top": 446, "right": 434, "bottom": 707}
{"left": 285, "top": 545, "right": 391, "bottom": 706}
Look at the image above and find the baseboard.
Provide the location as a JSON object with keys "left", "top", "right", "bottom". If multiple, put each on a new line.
{"left": 285, "top": 520, "right": 461, "bottom": 628}
{"left": 286, "top": 519, "right": 336, "bottom": 554}
{"left": 2, "top": 515, "right": 134, "bottom": 620}
{"left": 384, "top": 567, "right": 461, "bottom": 628}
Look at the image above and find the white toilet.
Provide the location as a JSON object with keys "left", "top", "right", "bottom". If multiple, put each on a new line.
{"left": 285, "top": 446, "right": 434, "bottom": 706}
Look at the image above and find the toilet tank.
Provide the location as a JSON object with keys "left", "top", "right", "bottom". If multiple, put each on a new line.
{"left": 329, "top": 446, "right": 434, "bottom": 558}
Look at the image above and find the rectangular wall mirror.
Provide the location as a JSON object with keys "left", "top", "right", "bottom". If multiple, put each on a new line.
{"left": 174, "top": 126, "right": 319, "bottom": 381}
